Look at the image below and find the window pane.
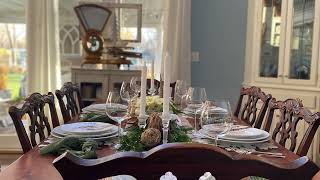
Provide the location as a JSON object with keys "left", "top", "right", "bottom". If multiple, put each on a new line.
{"left": 289, "top": 0, "right": 315, "bottom": 80}
{"left": 259, "top": 0, "right": 282, "bottom": 78}
{"left": 0, "top": 23, "right": 27, "bottom": 99}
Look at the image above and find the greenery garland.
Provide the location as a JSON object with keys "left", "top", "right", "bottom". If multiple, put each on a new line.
{"left": 118, "top": 120, "right": 192, "bottom": 152}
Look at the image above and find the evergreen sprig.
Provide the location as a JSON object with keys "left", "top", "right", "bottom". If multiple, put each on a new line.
{"left": 118, "top": 120, "right": 192, "bottom": 152}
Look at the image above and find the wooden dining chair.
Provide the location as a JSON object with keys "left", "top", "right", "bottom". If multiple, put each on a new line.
{"left": 53, "top": 143, "right": 319, "bottom": 180}
{"left": 8, "top": 92, "right": 60, "bottom": 153}
{"left": 234, "top": 86, "right": 272, "bottom": 129}
{"left": 159, "top": 81, "right": 176, "bottom": 99}
{"left": 263, "top": 98, "right": 320, "bottom": 156}
{"left": 55, "top": 82, "right": 84, "bottom": 123}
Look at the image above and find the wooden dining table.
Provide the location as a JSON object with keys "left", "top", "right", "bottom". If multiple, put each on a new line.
{"left": 0, "top": 116, "right": 318, "bottom": 180}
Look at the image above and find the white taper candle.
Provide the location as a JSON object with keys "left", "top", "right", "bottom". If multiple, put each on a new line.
{"left": 139, "top": 61, "right": 147, "bottom": 117}
{"left": 162, "top": 53, "right": 171, "bottom": 117}
{"left": 150, "top": 60, "right": 155, "bottom": 91}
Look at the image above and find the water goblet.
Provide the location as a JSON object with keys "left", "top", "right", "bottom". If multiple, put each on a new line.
{"left": 105, "top": 91, "right": 129, "bottom": 144}
{"left": 200, "top": 100, "right": 233, "bottom": 146}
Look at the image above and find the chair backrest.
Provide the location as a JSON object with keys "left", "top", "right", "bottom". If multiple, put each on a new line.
{"left": 55, "top": 82, "right": 84, "bottom": 123}
{"left": 234, "top": 86, "right": 272, "bottom": 129}
{"left": 263, "top": 98, "right": 320, "bottom": 156}
{"left": 53, "top": 143, "right": 319, "bottom": 180}
{"left": 159, "top": 81, "right": 176, "bottom": 98}
{"left": 8, "top": 92, "right": 59, "bottom": 153}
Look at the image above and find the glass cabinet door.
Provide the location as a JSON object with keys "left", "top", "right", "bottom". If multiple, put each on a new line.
{"left": 258, "top": 0, "right": 283, "bottom": 79}
{"left": 288, "top": 0, "right": 315, "bottom": 80}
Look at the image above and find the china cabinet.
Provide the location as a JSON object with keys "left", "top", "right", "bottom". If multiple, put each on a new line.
{"left": 244, "top": 0, "right": 320, "bottom": 164}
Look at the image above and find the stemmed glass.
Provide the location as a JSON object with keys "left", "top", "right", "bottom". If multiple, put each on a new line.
{"left": 148, "top": 80, "right": 159, "bottom": 96}
{"left": 120, "top": 82, "right": 135, "bottom": 104}
{"left": 200, "top": 100, "right": 233, "bottom": 146}
{"left": 174, "top": 80, "right": 188, "bottom": 105}
{"left": 130, "top": 77, "right": 141, "bottom": 97}
{"left": 185, "top": 87, "right": 207, "bottom": 131}
{"left": 105, "top": 91, "right": 129, "bottom": 143}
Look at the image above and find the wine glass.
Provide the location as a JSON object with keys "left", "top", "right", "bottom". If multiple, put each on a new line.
{"left": 148, "top": 80, "right": 159, "bottom": 96}
{"left": 105, "top": 91, "right": 129, "bottom": 142}
{"left": 200, "top": 100, "right": 233, "bottom": 146}
{"left": 130, "top": 77, "right": 141, "bottom": 97}
{"left": 120, "top": 82, "right": 135, "bottom": 104}
{"left": 185, "top": 87, "right": 207, "bottom": 131}
{"left": 174, "top": 80, "right": 188, "bottom": 105}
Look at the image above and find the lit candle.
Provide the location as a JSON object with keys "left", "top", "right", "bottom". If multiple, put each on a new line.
{"left": 150, "top": 60, "right": 155, "bottom": 92}
{"left": 162, "top": 53, "right": 171, "bottom": 117}
{"left": 139, "top": 61, "right": 147, "bottom": 117}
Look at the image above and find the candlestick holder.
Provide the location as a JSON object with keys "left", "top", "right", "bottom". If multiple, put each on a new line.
{"left": 138, "top": 114, "right": 149, "bottom": 128}
{"left": 161, "top": 114, "right": 171, "bottom": 144}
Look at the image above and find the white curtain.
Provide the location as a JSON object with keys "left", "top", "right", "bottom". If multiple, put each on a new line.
{"left": 162, "top": 0, "right": 192, "bottom": 84}
{"left": 26, "top": 0, "right": 61, "bottom": 94}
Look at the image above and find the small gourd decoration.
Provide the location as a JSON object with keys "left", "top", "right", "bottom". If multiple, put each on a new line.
{"left": 140, "top": 128, "right": 161, "bottom": 148}
{"left": 147, "top": 112, "right": 163, "bottom": 131}
{"left": 140, "top": 113, "right": 163, "bottom": 147}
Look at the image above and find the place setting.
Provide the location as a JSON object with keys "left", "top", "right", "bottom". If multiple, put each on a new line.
{"left": 190, "top": 100, "right": 283, "bottom": 158}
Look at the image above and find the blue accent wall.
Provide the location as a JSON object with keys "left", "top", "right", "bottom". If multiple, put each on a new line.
{"left": 191, "top": 0, "right": 248, "bottom": 106}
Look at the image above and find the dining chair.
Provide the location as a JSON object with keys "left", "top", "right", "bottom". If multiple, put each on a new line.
{"left": 53, "top": 143, "right": 318, "bottom": 180}
{"left": 159, "top": 81, "right": 176, "bottom": 99}
{"left": 146, "top": 79, "right": 161, "bottom": 95}
{"left": 234, "top": 86, "right": 272, "bottom": 129}
{"left": 55, "top": 82, "right": 84, "bottom": 123}
{"left": 8, "top": 92, "right": 60, "bottom": 153}
{"left": 263, "top": 98, "right": 320, "bottom": 156}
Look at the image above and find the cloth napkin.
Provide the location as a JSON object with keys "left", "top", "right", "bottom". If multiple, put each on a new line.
{"left": 80, "top": 113, "right": 114, "bottom": 124}
{"left": 40, "top": 136, "right": 99, "bottom": 159}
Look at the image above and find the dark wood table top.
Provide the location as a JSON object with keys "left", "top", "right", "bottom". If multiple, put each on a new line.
{"left": 0, "top": 116, "right": 315, "bottom": 180}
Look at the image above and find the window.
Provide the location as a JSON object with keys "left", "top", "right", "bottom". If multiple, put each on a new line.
{"left": 0, "top": 23, "right": 26, "bottom": 100}
{"left": 0, "top": 1, "right": 26, "bottom": 136}
{"left": 59, "top": 0, "right": 165, "bottom": 81}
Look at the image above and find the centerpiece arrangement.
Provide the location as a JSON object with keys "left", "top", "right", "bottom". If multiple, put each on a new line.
{"left": 118, "top": 53, "right": 192, "bottom": 152}
{"left": 119, "top": 95, "right": 191, "bottom": 152}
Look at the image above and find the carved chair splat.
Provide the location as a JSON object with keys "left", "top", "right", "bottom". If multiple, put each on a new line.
{"left": 55, "top": 82, "right": 84, "bottom": 123}
{"left": 263, "top": 98, "right": 320, "bottom": 156}
{"left": 8, "top": 92, "right": 59, "bottom": 153}
{"left": 234, "top": 86, "right": 272, "bottom": 129}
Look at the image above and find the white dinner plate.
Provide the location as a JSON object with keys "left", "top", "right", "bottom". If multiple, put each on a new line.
{"left": 52, "top": 122, "right": 117, "bottom": 136}
{"left": 219, "top": 129, "right": 270, "bottom": 141}
{"left": 52, "top": 125, "right": 118, "bottom": 138}
{"left": 198, "top": 129, "right": 270, "bottom": 144}
{"left": 222, "top": 127, "right": 268, "bottom": 139}
{"left": 218, "top": 137, "right": 270, "bottom": 144}
{"left": 83, "top": 103, "right": 127, "bottom": 113}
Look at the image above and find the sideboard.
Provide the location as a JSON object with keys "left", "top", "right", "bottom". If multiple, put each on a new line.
{"left": 71, "top": 67, "right": 141, "bottom": 106}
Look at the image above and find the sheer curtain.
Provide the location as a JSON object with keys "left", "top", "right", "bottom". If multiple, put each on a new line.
{"left": 162, "top": 0, "right": 191, "bottom": 84}
{"left": 26, "top": 0, "right": 61, "bottom": 94}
